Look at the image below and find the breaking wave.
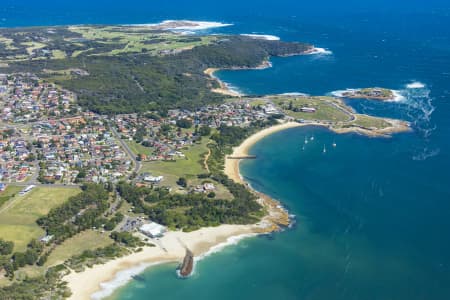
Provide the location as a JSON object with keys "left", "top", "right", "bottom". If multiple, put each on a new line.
{"left": 307, "top": 47, "right": 333, "bottom": 55}
{"left": 400, "top": 82, "right": 438, "bottom": 160}
{"left": 240, "top": 34, "right": 281, "bottom": 41}
{"left": 91, "top": 262, "right": 165, "bottom": 300}
{"left": 196, "top": 233, "right": 259, "bottom": 262}
{"left": 281, "top": 92, "right": 310, "bottom": 97}
{"left": 406, "top": 81, "right": 426, "bottom": 89}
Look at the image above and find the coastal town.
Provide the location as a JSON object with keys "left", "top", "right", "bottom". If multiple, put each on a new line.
{"left": 0, "top": 72, "right": 410, "bottom": 188}
{"left": 0, "top": 26, "right": 411, "bottom": 300}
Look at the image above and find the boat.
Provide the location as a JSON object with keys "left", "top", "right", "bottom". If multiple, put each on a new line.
{"left": 332, "top": 142, "right": 337, "bottom": 147}
{"left": 304, "top": 137, "right": 308, "bottom": 144}
{"left": 323, "top": 145, "right": 327, "bottom": 153}
{"left": 310, "top": 135, "right": 314, "bottom": 141}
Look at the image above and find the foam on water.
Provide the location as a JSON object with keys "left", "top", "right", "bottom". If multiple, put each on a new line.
{"left": 281, "top": 92, "right": 310, "bottom": 96}
{"left": 389, "top": 90, "right": 407, "bottom": 102}
{"left": 330, "top": 89, "right": 356, "bottom": 98}
{"left": 129, "top": 20, "right": 233, "bottom": 33}
{"left": 240, "top": 34, "right": 281, "bottom": 41}
{"left": 90, "top": 262, "right": 165, "bottom": 300}
{"left": 196, "top": 233, "right": 259, "bottom": 262}
{"left": 406, "top": 81, "right": 426, "bottom": 89}
{"left": 307, "top": 47, "right": 333, "bottom": 55}
{"left": 398, "top": 82, "right": 438, "bottom": 160}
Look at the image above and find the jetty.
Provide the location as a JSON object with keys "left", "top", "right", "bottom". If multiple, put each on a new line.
{"left": 178, "top": 249, "right": 194, "bottom": 277}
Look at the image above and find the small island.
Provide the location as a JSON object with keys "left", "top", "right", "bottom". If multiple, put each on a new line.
{"left": 341, "top": 88, "right": 395, "bottom": 101}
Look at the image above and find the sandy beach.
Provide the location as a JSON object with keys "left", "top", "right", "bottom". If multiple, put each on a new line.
{"left": 204, "top": 68, "right": 242, "bottom": 97}
{"left": 65, "top": 225, "right": 258, "bottom": 300}
{"left": 64, "top": 115, "right": 410, "bottom": 300}
{"left": 204, "top": 60, "right": 272, "bottom": 97}
{"left": 224, "top": 122, "right": 306, "bottom": 184}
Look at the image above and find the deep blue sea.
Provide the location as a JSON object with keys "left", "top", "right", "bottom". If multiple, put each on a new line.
{"left": 2, "top": 1, "right": 450, "bottom": 299}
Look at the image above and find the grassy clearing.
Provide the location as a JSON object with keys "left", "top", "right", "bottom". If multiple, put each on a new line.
{"left": 51, "top": 49, "right": 67, "bottom": 59}
{"left": 271, "top": 96, "right": 352, "bottom": 122}
{"left": 68, "top": 26, "right": 216, "bottom": 56}
{"left": 45, "top": 230, "right": 113, "bottom": 267}
{"left": 0, "top": 185, "right": 22, "bottom": 208}
{"left": 126, "top": 140, "right": 153, "bottom": 156}
{"left": 0, "top": 36, "right": 17, "bottom": 50}
{"left": 352, "top": 114, "right": 391, "bottom": 129}
{"left": 247, "top": 98, "right": 269, "bottom": 107}
{"left": 0, "top": 187, "right": 80, "bottom": 252}
{"left": 71, "top": 48, "right": 94, "bottom": 57}
{"left": 21, "top": 41, "right": 47, "bottom": 55}
{"left": 141, "top": 137, "right": 210, "bottom": 179}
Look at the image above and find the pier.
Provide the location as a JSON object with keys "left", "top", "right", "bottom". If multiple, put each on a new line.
{"left": 178, "top": 249, "right": 194, "bottom": 277}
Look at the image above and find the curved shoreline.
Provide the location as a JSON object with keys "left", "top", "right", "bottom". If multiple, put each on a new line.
{"left": 224, "top": 122, "right": 305, "bottom": 184}
{"left": 64, "top": 225, "right": 261, "bottom": 300}
{"left": 64, "top": 120, "right": 410, "bottom": 299}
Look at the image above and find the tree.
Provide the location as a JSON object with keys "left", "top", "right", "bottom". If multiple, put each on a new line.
{"left": 0, "top": 239, "right": 14, "bottom": 255}
{"left": 176, "top": 119, "right": 192, "bottom": 129}
{"left": 198, "top": 126, "right": 211, "bottom": 136}
{"left": 177, "top": 177, "right": 187, "bottom": 187}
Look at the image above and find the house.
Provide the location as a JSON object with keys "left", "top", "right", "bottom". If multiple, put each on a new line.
{"left": 143, "top": 175, "right": 164, "bottom": 183}
{"left": 300, "top": 107, "right": 316, "bottom": 113}
{"left": 39, "top": 235, "right": 54, "bottom": 243}
{"left": 139, "top": 222, "right": 167, "bottom": 238}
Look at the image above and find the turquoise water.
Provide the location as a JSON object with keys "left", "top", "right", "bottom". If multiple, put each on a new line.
{"left": 2, "top": 2, "right": 450, "bottom": 299}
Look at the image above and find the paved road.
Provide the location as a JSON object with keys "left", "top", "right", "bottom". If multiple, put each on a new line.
{"left": 110, "top": 125, "right": 141, "bottom": 174}
{"left": 9, "top": 182, "right": 81, "bottom": 189}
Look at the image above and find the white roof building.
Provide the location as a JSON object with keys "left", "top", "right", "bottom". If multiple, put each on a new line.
{"left": 144, "top": 175, "right": 164, "bottom": 183}
{"left": 139, "top": 222, "right": 167, "bottom": 238}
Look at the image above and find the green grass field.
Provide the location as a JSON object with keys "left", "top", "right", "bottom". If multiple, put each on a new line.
{"left": 0, "top": 187, "right": 80, "bottom": 252}
{"left": 271, "top": 96, "right": 352, "bottom": 122}
{"left": 141, "top": 137, "right": 210, "bottom": 179}
{"left": 68, "top": 26, "right": 216, "bottom": 56}
{"left": 352, "top": 114, "right": 391, "bottom": 129}
{"left": 126, "top": 140, "right": 154, "bottom": 156}
{"left": 45, "top": 230, "right": 113, "bottom": 267}
{"left": 0, "top": 185, "right": 22, "bottom": 208}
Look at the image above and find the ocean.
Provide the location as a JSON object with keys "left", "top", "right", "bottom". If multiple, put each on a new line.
{"left": 2, "top": 1, "right": 450, "bottom": 299}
